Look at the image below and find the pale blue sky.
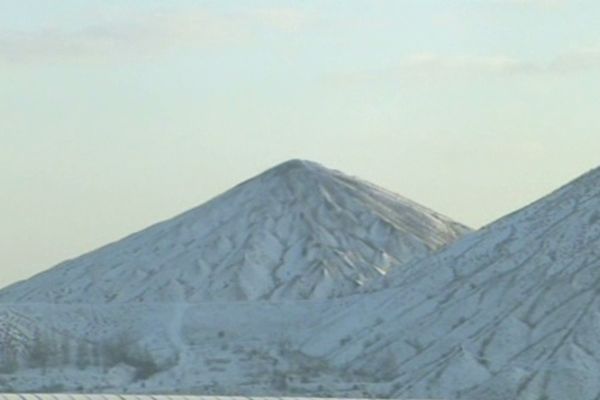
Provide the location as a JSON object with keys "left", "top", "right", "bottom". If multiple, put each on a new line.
{"left": 2, "top": 0, "right": 600, "bottom": 288}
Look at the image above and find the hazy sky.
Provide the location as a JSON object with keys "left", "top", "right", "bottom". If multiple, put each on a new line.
{"left": 2, "top": 0, "right": 600, "bottom": 289}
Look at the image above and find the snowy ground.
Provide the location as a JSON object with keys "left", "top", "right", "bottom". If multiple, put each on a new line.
{"left": 0, "top": 395, "right": 437, "bottom": 400}
{"left": 2, "top": 162, "right": 600, "bottom": 399}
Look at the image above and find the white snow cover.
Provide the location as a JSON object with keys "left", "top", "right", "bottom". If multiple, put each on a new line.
{"left": 302, "top": 165, "right": 600, "bottom": 399}
{"left": 0, "top": 159, "right": 469, "bottom": 303}
{"left": 0, "top": 395, "right": 418, "bottom": 400}
{"left": 3, "top": 161, "right": 600, "bottom": 400}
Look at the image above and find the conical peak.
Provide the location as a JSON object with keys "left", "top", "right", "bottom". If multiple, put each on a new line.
{"left": 276, "top": 158, "right": 317, "bottom": 169}
{"left": 267, "top": 159, "right": 329, "bottom": 177}
{"left": 0, "top": 156, "right": 471, "bottom": 304}
{"left": 221, "top": 159, "right": 333, "bottom": 200}
{"left": 253, "top": 159, "right": 340, "bottom": 191}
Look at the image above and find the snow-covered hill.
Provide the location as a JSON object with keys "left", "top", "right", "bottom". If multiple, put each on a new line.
{"left": 0, "top": 159, "right": 469, "bottom": 303}
{"left": 3, "top": 162, "right": 599, "bottom": 400}
{"left": 300, "top": 166, "right": 600, "bottom": 399}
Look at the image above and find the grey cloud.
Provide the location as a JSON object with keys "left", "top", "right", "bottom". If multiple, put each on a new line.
{"left": 0, "top": 8, "right": 311, "bottom": 64}
{"left": 492, "top": 0, "right": 567, "bottom": 7}
{"left": 389, "top": 52, "right": 600, "bottom": 76}
{"left": 551, "top": 48, "right": 600, "bottom": 73}
{"left": 393, "top": 53, "right": 538, "bottom": 75}
{"left": 331, "top": 50, "right": 600, "bottom": 85}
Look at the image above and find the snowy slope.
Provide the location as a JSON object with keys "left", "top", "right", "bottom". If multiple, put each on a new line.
{"left": 0, "top": 159, "right": 469, "bottom": 303}
{"left": 5, "top": 162, "right": 600, "bottom": 399}
{"left": 298, "top": 166, "right": 600, "bottom": 399}
{"left": 0, "top": 395, "right": 400, "bottom": 400}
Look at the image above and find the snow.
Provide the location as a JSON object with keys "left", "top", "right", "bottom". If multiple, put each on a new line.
{"left": 0, "top": 395, "right": 425, "bottom": 400}
{"left": 302, "top": 166, "right": 600, "bottom": 399}
{"left": 2, "top": 161, "right": 600, "bottom": 399}
{"left": 0, "top": 159, "right": 469, "bottom": 304}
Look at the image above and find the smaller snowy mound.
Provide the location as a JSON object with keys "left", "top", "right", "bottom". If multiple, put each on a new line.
{"left": 0, "top": 159, "right": 470, "bottom": 303}
{"left": 303, "top": 166, "right": 600, "bottom": 400}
